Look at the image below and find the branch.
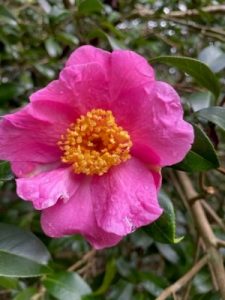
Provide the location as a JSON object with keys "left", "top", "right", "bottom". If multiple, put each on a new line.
{"left": 136, "top": 5, "right": 225, "bottom": 18}
{"left": 177, "top": 172, "right": 225, "bottom": 299}
{"left": 201, "top": 200, "right": 225, "bottom": 232}
{"left": 183, "top": 238, "right": 201, "bottom": 300}
{"left": 134, "top": 5, "right": 225, "bottom": 42}
{"left": 164, "top": 17, "right": 225, "bottom": 39}
{"left": 156, "top": 255, "right": 208, "bottom": 300}
{"left": 217, "top": 239, "right": 225, "bottom": 248}
{"left": 68, "top": 249, "right": 96, "bottom": 272}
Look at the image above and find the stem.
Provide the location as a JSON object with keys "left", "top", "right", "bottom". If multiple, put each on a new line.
{"left": 201, "top": 200, "right": 225, "bottom": 232}
{"left": 217, "top": 239, "right": 225, "bottom": 248}
{"left": 177, "top": 172, "right": 225, "bottom": 299}
{"left": 156, "top": 255, "right": 208, "bottom": 300}
{"left": 68, "top": 249, "right": 96, "bottom": 272}
{"left": 183, "top": 238, "right": 201, "bottom": 300}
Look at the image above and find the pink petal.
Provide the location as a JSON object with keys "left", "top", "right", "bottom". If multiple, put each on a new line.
{"left": 30, "top": 79, "right": 77, "bottom": 108}
{"left": 11, "top": 162, "right": 39, "bottom": 178}
{"left": 41, "top": 177, "right": 122, "bottom": 249}
{"left": 16, "top": 167, "right": 78, "bottom": 210}
{"left": 91, "top": 158, "right": 163, "bottom": 236}
{"left": 31, "top": 62, "right": 110, "bottom": 116}
{"left": 11, "top": 161, "right": 60, "bottom": 178}
{"left": 112, "top": 81, "right": 194, "bottom": 166}
{"left": 59, "top": 63, "right": 110, "bottom": 114}
{"left": 66, "top": 47, "right": 155, "bottom": 103}
{"left": 66, "top": 45, "right": 111, "bottom": 71}
{"left": 110, "top": 50, "right": 155, "bottom": 100}
{"left": 0, "top": 101, "right": 75, "bottom": 163}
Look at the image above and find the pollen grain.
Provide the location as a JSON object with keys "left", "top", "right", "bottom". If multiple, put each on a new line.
{"left": 58, "top": 109, "right": 132, "bottom": 175}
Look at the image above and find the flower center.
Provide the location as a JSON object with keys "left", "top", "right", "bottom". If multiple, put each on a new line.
{"left": 58, "top": 109, "right": 132, "bottom": 175}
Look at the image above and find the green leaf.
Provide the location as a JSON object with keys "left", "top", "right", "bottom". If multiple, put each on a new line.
{"left": 150, "top": 56, "right": 220, "bottom": 99}
{"left": 43, "top": 271, "right": 91, "bottom": 300}
{"left": 173, "top": 125, "right": 219, "bottom": 172}
{"left": 35, "top": 64, "right": 55, "bottom": 79}
{"left": 49, "top": 7, "right": 70, "bottom": 24}
{"left": 186, "top": 92, "right": 212, "bottom": 112}
{"left": 56, "top": 32, "right": 79, "bottom": 46}
{"left": 0, "top": 161, "right": 13, "bottom": 181}
{"left": 192, "top": 291, "right": 220, "bottom": 300}
{"left": 198, "top": 45, "right": 225, "bottom": 73}
{"left": 0, "top": 83, "right": 19, "bottom": 103}
{"left": 0, "top": 276, "right": 18, "bottom": 289}
{"left": 94, "top": 259, "right": 117, "bottom": 295}
{"left": 45, "top": 37, "right": 62, "bottom": 58}
{"left": 143, "top": 191, "right": 181, "bottom": 244}
{"left": 196, "top": 106, "right": 225, "bottom": 131}
{"left": 0, "top": 5, "right": 17, "bottom": 25}
{"left": 78, "top": 0, "right": 103, "bottom": 15}
{"left": 0, "top": 223, "right": 50, "bottom": 277}
{"left": 14, "top": 287, "right": 37, "bottom": 300}
{"left": 156, "top": 244, "right": 180, "bottom": 264}
{"left": 105, "top": 34, "right": 126, "bottom": 50}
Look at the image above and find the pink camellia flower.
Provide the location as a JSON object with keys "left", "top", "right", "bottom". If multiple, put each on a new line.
{"left": 0, "top": 46, "right": 194, "bottom": 249}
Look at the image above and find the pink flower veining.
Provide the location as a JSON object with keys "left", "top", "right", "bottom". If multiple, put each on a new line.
{"left": 0, "top": 46, "right": 194, "bottom": 249}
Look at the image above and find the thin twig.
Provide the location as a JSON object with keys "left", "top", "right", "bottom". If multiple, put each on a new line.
{"left": 201, "top": 200, "right": 225, "bottom": 232}
{"left": 172, "top": 291, "right": 179, "bottom": 300}
{"left": 183, "top": 238, "right": 202, "bottom": 300}
{"left": 189, "top": 194, "right": 205, "bottom": 205}
{"left": 136, "top": 5, "right": 225, "bottom": 18}
{"left": 156, "top": 255, "right": 208, "bottom": 300}
{"left": 31, "top": 286, "right": 46, "bottom": 300}
{"left": 68, "top": 249, "right": 96, "bottom": 272}
{"left": 168, "top": 170, "right": 190, "bottom": 212}
{"left": 201, "top": 240, "right": 219, "bottom": 291}
{"left": 177, "top": 172, "right": 225, "bottom": 299}
{"left": 217, "top": 239, "right": 225, "bottom": 248}
{"left": 217, "top": 167, "right": 225, "bottom": 175}
{"left": 199, "top": 173, "right": 216, "bottom": 195}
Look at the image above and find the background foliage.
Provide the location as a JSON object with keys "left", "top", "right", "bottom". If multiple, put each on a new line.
{"left": 0, "top": 0, "right": 225, "bottom": 299}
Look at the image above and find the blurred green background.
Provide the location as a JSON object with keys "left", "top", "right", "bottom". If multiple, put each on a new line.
{"left": 0, "top": 0, "right": 225, "bottom": 299}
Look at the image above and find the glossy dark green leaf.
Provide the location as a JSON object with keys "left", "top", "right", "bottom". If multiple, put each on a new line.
{"left": 186, "top": 92, "right": 212, "bottom": 112}
{"left": 173, "top": 125, "right": 219, "bottom": 172}
{"left": 150, "top": 56, "right": 220, "bottom": 99}
{"left": 0, "top": 5, "right": 17, "bottom": 25}
{"left": 0, "top": 161, "right": 13, "bottom": 181}
{"left": 0, "top": 251, "right": 49, "bottom": 278}
{"left": 143, "top": 191, "right": 182, "bottom": 244}
{"left": 43, "top": 271, "right": 91, "bottom": 300}
{"left": 156, "top": 244, "right": 179, "bottom": 264}
{"left": 49, "top": 7, "right": 70, "bottom": 24}
{"left": 0, "top": 276, "right": 18, "bottom": 289}
{"left": 56, "top": 32, "right": 79, "bottom": 46}
{"left": 0, "top": 83, "right": 19, "bottom": 103}
{"left": 105, "top": 34, "right": 126, "bottom": 50}
{"left": 198, "top": 45, "right": 225, "bottom": 73}
{"left": 192, "top": 291, "right": 220, "bottom": 300}
{"left": 45, "top": 37, "right": 62, "bottom": 58}
{"left": 14, "top": 287, "right": 37, "bottom": 300}
{"left": 78, "top": 0, "right": 103, "bottom": 15}
{"left": 116, "top": 284, "right": 133, "bottom": 300}
{"left": 196, "top": 106, "right": 225, "bottom": 131}
{"left": 35, "top": 64, "right": 55, "bottom": 79}
{"left": 116, "top": 260, "right": 168, "bottom": 296}
{"left": 0, "top": 223, "right": 50, "bottom": 277}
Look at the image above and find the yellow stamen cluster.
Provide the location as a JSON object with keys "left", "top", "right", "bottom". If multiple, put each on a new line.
{"left": 58, "top": 109, "right": 132, "bottom": 175}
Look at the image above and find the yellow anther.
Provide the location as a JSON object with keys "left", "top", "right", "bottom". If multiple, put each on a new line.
{"left": 58, "top": 109, "right": 132, "bottom": 175}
